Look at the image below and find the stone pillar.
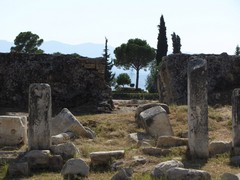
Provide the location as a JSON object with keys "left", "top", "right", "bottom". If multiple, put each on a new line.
{"left": 28, "top": 83, "right": 52, "bottom": 150}
{"left": 232, "top": 89, "right": 240, "bottom": 149}
{"left": 187, "top": 58, "right": 208, "bottom": 159}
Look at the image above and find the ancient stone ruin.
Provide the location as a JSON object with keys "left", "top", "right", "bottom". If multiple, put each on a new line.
{"left": 3, "top": 83, "right": 115, "bottom": 178}
{"left": 187, "top": 58, "right": 208, "bottom": 159}
{"left": 0, "top": 53, "right": 112, "bottom": 110}
{"left": 158, "top": 53, "right": 240, "bottom": 105}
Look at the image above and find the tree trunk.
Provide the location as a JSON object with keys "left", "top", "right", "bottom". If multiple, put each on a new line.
{"left": 136, "top": 68, "right": 139, "bottom": 90}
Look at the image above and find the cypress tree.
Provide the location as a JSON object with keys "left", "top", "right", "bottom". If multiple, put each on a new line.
{"left": 103, "top": 37, "right": 115, "bottom": 85}
{"left": 171, "top": 32, "right": 181, "bottom": 54}
{"left": 156, "top": 15, "right": 168, "bottom": 65}
{"left": 235, "top": 45, "right": 240, "bottom": 55}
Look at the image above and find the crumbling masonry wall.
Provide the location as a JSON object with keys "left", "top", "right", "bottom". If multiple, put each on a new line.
{"left": 0, "top": 53, "right": 111, "bottom": 109}
{"left": 158, "top": 53, "right": 240, "bottom": 105}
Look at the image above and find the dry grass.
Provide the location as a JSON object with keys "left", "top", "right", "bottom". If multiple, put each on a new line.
{"left": 0, "top": 103, "right": 238, "bottom": 179}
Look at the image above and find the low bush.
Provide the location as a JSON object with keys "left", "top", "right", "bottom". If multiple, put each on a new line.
{"left": 112, "top": 92, "right": 159, "bottom": 100}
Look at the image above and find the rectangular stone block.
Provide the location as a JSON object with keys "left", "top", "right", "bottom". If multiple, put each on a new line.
{"left": 0, "top": 116, "right": 27, "bottom": 147}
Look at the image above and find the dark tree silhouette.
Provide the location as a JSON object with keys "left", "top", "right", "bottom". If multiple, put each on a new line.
{"left": 171, "top": 32, "right": 181, "bottom": 54}
{"left": 156, "top": 15, "right": 168, "bottom": 65}
{"left": 235, "top": 45, "right": 240, "bottom": 55}
{"left": 103, "top": 37, "right": 115, "bottom": 85}
{"left": 11, "top": 31, "right": 44, "bottom": 53}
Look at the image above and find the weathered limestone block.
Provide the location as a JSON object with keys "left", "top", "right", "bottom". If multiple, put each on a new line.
{"left": 142, "top": 147, "right": 171, "bottom": 156}
{"left": 51, "top": 132, "right": 75, "bottom": 145}
{"left": 24, "top": 150, "right": 51, "bottom": 170}
{"left": 151, "top": 160, "right": 184, "bottom": 178}
{"left": 209, "top": 141, "right": 232, "bottom": 157}
{"left": 49, "top": 155, "right": 64, "bottom": 172}
{"left": 28, "top": 83, "right": 52, "bottom": 150}
{"left": 156, "top": 136, "right": 188, "bottom": 148}
{"left": 61, "top": 158, "right": 89, "bottom": 178}
{"left": 135, "top": 103, "right": 170, "bottom": 128}
{"left": 139, "top": 106, "right": 173, "bottom": 138}
{"left": 0, "top": 116, "right": 27, "bottom": 147}
{"left": 221, "top": 172, "right": 240, "bottom": 180}
{"left": 90, "top": 150, "right": 125, "bottom": 165}
{"left": 52, "top": 108, "right": 95, "bottom": 139}
{"left": 188, "top": 58, "right": 209, "bottom": 159}
{"left": 50, "top": 142, "right": 79, "bottom": 160}
{"left": 166, "top": 167, "right": 211, "bottom": 180}
{"left": 232, "top": 89, "right": 240, "bottom": 151}
{"left": 111, "top": 168, "right": 133, "bottom": 180}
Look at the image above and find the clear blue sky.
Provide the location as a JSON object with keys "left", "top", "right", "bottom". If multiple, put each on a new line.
{"left": 0, "top": 0, "right": 239, "bottom": 54}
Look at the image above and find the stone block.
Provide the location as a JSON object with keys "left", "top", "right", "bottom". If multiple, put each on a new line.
{"left": 90, "top": 150, "right": 125, "bottom": 165}
{"left": 49, "top": 155, "right": 64, "bottom": 172}
{"left": 61, "top": 158, "right": 89, "bottom": 177}
{"left": 151, "top": 160, "right": 184, "bottom": 178}
{"left": 139, "top": 106, "right": 173, "bottom": 138}
{"left": 135, "top": 103, "right": 170, "bottom": 128}
{"left": 0, "top": 116, "right": 27, "bottom": 147}
{"left": 50, "top": 142, "right": 79, "bottom": 160}
{"left": 209, "top": 141, "right": 232, "bottom": 157}
{"left": 166, "top": 167, "right": 211, "bottom": 180}
{"left": 156, "top": 136, "right": 188, "bottom": 148}
{"left": 52, "top": 108, "right": 95, "bottom": 139}
{"left": 24, "top": 150, "right": 51, "bottom": 170}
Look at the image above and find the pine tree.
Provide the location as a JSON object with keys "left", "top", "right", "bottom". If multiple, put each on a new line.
{"left": 103, "top": 37, "right": 115, "bottom": 85}
{"left": 156, "top": 15, "right": 168, "bottom": 65}
{"left": 171, "top": 32, "right": 181, "bottom": 54}
{"left": 235, "top": 45, "right": 240, "bottom": 55}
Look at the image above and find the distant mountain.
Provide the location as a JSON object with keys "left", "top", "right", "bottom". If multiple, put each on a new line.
{"left": 0, "top": 40, "right": 149, "bottom": 90}
{"left": 41, "top": 41, "right": 116, "bottom": 58}
{"left": 0, "top": 40, "right": 115, "bottom": 58}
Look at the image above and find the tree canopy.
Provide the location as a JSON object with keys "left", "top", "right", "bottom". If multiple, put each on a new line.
{"left": 116, "top": 73, "right": 131, "bottom": 87}
{"left": 156, "top": 15, "right": 168, "bottom": 65}
{"left": 114, "top": 38, "right": 155, "bottom": 89}
{"left": 11, "top": 31, "right": 44, "bottom": 53}
{"left": 171, "top": 32, "right": 181, "bottom": 54}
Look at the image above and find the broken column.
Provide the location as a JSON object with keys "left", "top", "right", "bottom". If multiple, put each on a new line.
{"left": 28, "top": 83, "right": 52, "bottom": 150}
{"left": 232, "top": 89, "right": 240, "bottom": 152}
{"left": 187, "top": 58, "right": 208, "bottom": 159}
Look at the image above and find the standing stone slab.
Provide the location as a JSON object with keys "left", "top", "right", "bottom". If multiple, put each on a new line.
{"left": 28, "top": 83, "right": 52, "bottom": 150}
{"left": 188, "top": 58, "right": 208, "bottom": 159}
{"left": 232, "top": 89, "right": 240, "bottom": 149}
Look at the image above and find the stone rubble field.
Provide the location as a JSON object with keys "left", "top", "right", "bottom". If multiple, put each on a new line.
{"left": 0, "top": 98, "right": 240, "bottom": 179}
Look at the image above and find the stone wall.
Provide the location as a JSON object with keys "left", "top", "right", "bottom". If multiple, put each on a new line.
{"left": 158, "top": 53, "right": 240, "bottom": 105}
{"left": 0, "top": 53, "right": 111, "bottom": 109}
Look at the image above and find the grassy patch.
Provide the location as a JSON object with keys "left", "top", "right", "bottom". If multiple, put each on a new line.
{"left": 0, "top": 163, "right": 8, "bottom": 179}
